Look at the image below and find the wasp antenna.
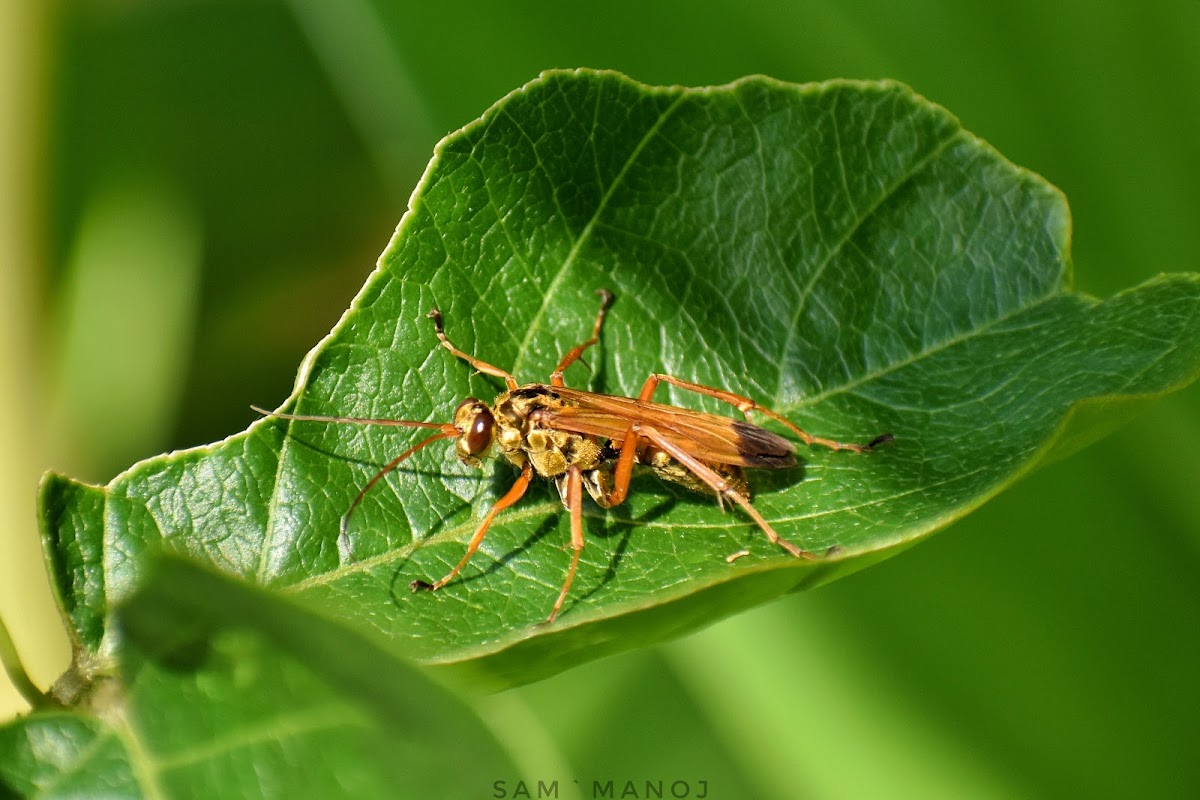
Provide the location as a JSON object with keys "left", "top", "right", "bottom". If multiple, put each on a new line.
{"left": 339, "top": 428, "right": 460, "bottom": 535}
{"left": 250, "top": 404, "right": 455, "bottom": 432}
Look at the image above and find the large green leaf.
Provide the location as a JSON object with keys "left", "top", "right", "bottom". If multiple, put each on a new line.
{"left": 0, "top": 556, "right": 515, "bottom": 798}
{"left": 38, "top": 70, "right": 1200, "bottom": 689}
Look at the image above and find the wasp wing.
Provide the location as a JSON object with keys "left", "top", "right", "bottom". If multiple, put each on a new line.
{"left": 542, "top": 388, "right": 797, "bottom": 469}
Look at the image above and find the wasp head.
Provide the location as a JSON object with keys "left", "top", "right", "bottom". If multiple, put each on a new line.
{"left": 452, "top": 398, "right": 495, "bottom": 467}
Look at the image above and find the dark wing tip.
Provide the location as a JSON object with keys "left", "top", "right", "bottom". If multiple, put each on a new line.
{"left": 732, "top": 420, "right": 798, "bottom": 468}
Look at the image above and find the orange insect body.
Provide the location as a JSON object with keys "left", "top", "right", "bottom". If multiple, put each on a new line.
{"left": 256, "top": 290, "right": 889, "bottom": 623}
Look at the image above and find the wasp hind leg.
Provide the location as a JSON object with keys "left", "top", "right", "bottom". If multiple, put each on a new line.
{"left": 629, "top": 423, "right": 815, "bottom": 560}
{"left": 637, "top": 373, "right": 891, "bottom": 453}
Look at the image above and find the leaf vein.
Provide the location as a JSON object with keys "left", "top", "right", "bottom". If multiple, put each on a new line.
{"left": 775, "top": 127, "right": 964, "bottom": 403}
{"left": 510, "top": 94, "right": 688, "bottom": 378}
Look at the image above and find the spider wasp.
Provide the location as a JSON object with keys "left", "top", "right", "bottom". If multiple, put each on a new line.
{"left": 255, "top": 290, "right": 890, "bottom": 622}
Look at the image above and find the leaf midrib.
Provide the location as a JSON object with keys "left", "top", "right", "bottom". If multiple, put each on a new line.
{"left": 789, "top": 289, "right": 1067, "bottom": 411}
{"left": 508, "top": 93, "right": 687, "bottom": 378}
{"left": 275, "top": 289, "right": 1069, "bottom": 597}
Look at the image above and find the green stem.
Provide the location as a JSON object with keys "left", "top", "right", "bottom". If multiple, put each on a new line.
{"left": 0, "top": 614, "right": 56, "bottom": 709}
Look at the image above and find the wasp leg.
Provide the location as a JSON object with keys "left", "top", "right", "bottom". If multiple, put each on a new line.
{"left": 629, "top": 423, "right": 815, "bottom": 560}
{"left": 411, "top": 462, "right": 533, "bottom": 593}
{"left": 546, "top": 464, "right": 586, "bottom": 623}
{"left": 428, "top": 307, "right": 519, "bottom": 390}
{"left": 638, "top": 373, "right": 891, "bottom": 453}
{"left": 597, "top": 417, "right": 641, "bottom": 509}
{"left": 550, "top": 289, "right": 614, "bottom": 387}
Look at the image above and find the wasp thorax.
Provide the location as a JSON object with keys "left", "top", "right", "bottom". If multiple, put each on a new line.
{"left": 453, "top": 398, "right": 495, "bottom": 466}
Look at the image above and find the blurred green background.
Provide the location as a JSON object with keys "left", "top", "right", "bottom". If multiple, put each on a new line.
{"left": 2, "top": 1, "right": 1198, "bottom": 797}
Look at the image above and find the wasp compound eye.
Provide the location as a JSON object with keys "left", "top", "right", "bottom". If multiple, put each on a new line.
{"left": 453, "top": 398, "right": 495, "bottom": 462}
{"left": 463, "top": 404, "right": 495, "bottom": 457}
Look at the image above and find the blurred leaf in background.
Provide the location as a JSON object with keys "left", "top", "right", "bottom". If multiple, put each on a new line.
{"left": 1, "top": 556, "right": 518, "bottom": 799}
{"left": 3, "top": 1, "right": 1198, "bottom": 799}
